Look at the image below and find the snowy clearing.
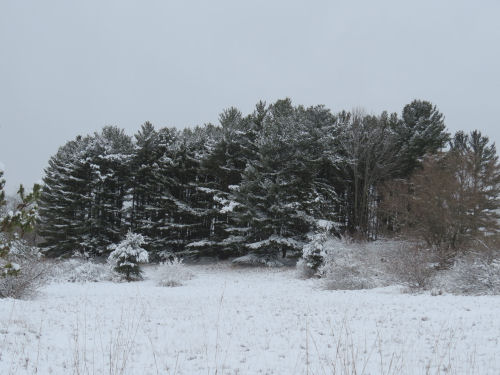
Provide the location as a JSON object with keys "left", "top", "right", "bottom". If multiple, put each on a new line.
{"left": 1, "top": 264, "right": 500, "bottom": 374}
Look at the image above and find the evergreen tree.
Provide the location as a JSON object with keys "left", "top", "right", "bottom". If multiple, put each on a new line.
{"left": 1, "top": 182, "right": 41, "bottom": 270}
{"left": 336, "top": 110, "right": 401, "bottom": 238}
{"left": 200, "top": 106, "right": 262, "bottom": 256}
{"left": 234, "top": 99, "right": 339, "bottom": 260}
{"left": 128, "top": 122, "right": 162, "bottom": 249}
{"left": 0, "top": 170, "right": 5, "bottom": 208}
{"left": 39, "top": 136, "right": 94, "bottom": 256}
{"left": 1, "top": 184, "right": 41, "bottom": 238}
{"left": 108, "top": 231, "right": 148, "bottom": 281}
{"left": 447, "top": 130, "right": 500, "bottom": 241}
{"left": 83, "top": 126, "right": 133, "bottom": 254}
{"left": 394, "top": 100, "right": 449, "bottom": 177}
{"left": 40, "top": 127, "right": 132, "bottom": 257}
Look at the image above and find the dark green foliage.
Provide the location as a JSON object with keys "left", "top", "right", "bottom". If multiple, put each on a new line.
{"left": 37, "top": 98, "right": 467, "bottom": 262}
{"left": 448, "top": 130, "right": 500, "bottom": 241}
{"left": 1, "top": 184, "right": 41, "bottom": 237}
{"left": 38, "top": 135, "right": 93, "bottom": 256}
{"left": 0, "top": 173, "right": 42, "bottom": 282}
{"left": 394, "top": 100, "right": 450, "bottom": 177}
{"left": 0, "top": 170, "right": 5, "bottom": 208}
{"left": 39, "top": 128, "right": 132, "bottom": 257}
{"left": 233, "top": 99, "right": 340, "bottom": 259}
{"left": 336, "top": 110, "right": 401, "bottom": 238}
{"left": 127, "top": 122, "right": 167, "bottom": 255}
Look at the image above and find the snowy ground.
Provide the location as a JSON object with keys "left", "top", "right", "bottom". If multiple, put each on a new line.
{"left": 1, "top": 264, "right": 500, "bottom": 374}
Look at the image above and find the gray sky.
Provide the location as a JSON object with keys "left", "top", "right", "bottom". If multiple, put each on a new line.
{"left": 1, "top": 0, "right": 499, "bottom": 194}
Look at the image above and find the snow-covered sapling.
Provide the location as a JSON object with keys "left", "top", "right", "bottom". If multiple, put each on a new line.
{"left": 108, "top": 232, "right": 149, "bottom": 281}
{"left": 301, "top": 220, "right": 335, "bottom": 272}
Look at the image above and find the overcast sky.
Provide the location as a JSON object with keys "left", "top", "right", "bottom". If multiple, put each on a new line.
{"left": 1, "top": 0, "right": 499, "bottom": 194}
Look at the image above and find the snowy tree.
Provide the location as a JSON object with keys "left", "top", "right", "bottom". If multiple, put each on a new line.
{"left": 83, "top": 126, "right": 133, "bottom": 254}
{"left": 386, "top": 131, "right": 500, "bottom": 265}
{"left": 40, "top": 127, "right": 132, "bottom": 257}
{"left": 108, "top": 232, "right": 148, "bottom": 281}
{"left": 393, "top": 100, "right": 449, "bottom": 178}
{"left": 336, "top": 110, "right": 401, "bottom": 238}
{"left": 302, "top": 220, "right": 336, "bottom": 271}
{"left": 0, "top": 177, "right": 45, "bottom": 297}
{"left": 199, "top": 106, "right": 264, "bottom": 257}
{"left": 39, "top": 135, "right": 94, "bottom": 256}
{"left": 1, "top": 183, "right": 41, "bottom": 239}
{"left": 127, "top": 122, "right": 175, "bottom": 256}
{"left": 0, "top": 170, "right": 5, "bottom": 209}
{"left": 234, "top": 99, "right": 340, "bottom": 260}
{"left": 447, "top": 130, "right": 500, "bottom": 242}
{"left": 128, "top": 121, "right": 159, "bottom": 234}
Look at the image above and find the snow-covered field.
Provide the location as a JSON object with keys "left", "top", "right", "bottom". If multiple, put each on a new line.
{"left": 1, "top": 264, "right": 500, "bottom": 374}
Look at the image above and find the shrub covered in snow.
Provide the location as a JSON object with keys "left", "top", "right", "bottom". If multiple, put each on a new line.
{"left": 302, "top": 232, "right": 329, "bottom": 272}
{"left": 317, "top": 238, "right": 386, "bottom": 290}
{"left": 50, "top": 258, "right": 117, "bottom": 283}
{"left": 0, "top": 239, "right": 47, "bottom": 298}
{"left": 384, "top": 243, "right": 438, "bottom": 292}
{"left": 156, "top": 257, "right": 193, "bottom": 287}
{"left": 108, "top": 232, "right": 149, "bottom": 281}
{"left": 298, "top": 220, "right": 341, "bottom": 278}
{"left": 436, "top": 253, "right": 500, "bottom": 295}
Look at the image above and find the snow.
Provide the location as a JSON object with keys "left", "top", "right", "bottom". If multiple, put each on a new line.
{"left": 108, "top": 232, "right": 149, "bottom": 264}
{"left": 1, "top": 264, "right": 500, "bottom": 374}
{"left": 186, "top": 240, "right": 216, "bottom": 248}
{"left": 9, "top": 263, "right": 20, "bottom": 271}
{"left": 246, "top": 235, "right": 304, "bottom": 251}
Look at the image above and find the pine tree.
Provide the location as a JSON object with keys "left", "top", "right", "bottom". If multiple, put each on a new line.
{"left": 394, "top": 100, "right": 449, "bottom": 177}
{"left": 447, "top": 130, "right": 500, "bottom": 241}
{"left": 83, "top": 126, "right": 133, "bottom": 254}
{"left": 40, "top": 127, "right": 133, "bottom": 257}
{"left": 1, "top": 184, "right": 41, "bottom": 238}
{"left": 165, "top": 126, "right": 220, "bottom": 257}
{"left": 128, "top": 122, "right": 162, "bottom": 249}
{"left": 0, "top": 170, "right": 5, "bottom": 209}
{"left": 234, "top": 99, "right": 339, "bottom": 261}
{"left": 336, "top": 110, "right": 401, "bottom": 238}
{"left": 39, "top": 135, "right": 94, "bottom": 256}
{"left": 108, "top": 231, "right": 148, "bottom": 281}
{"left": 0, "top": 169, "right": 8, "bottom": 259}
{"left": 0, "top": 177, "right": 43, "bottom": 292}
{"left": 199, "top": 107, "right": 260, "bottom": 257}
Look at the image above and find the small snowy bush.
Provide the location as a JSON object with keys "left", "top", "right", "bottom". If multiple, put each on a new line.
{"left": 0, "top": 239, "right": 47, "bottom": 299}
{"left": 51, "top": 258, "right": 117, "bottom": 283}
{"left": 436, "top": 253, "right": 500, "bottom": 295}
{"left": 299, "top": 220, "right": 339, "bottom": 278}
{"left": 157, "top": 257, "right": 193, "bottom": 287}
{"left": 108, "top": 232, "right": 149, "bottom": 281}
{"left": 318, "top": 238, "right": 381, "bottom": 290}
{"left": 302, "top": 232, "right": 329, "bottom": 272}
{"left": 385, "top": 243, "right": 437, "bottom": 291}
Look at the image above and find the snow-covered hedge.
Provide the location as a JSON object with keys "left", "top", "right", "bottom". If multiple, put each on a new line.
{"left": 50, "top": 258, "right": 117, "bottom": 283}
{"left": 436, "top": 253, "right": 500, "bottom": 295}
{"left": 156, "top": 257, "right": 193, "bottom": 287}
{"left": 383, "top": 243, "right": 438, "bottom": 292}
{"left": 315, "top": 238, "right": 393, "bottom": 290}
{"left": 299, "top": 237, "right": 438, "bottom": 291}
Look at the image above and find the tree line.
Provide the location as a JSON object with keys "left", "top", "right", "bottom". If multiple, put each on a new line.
{"left": 32, "top": 98, "right": 499, "bottom": 264}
